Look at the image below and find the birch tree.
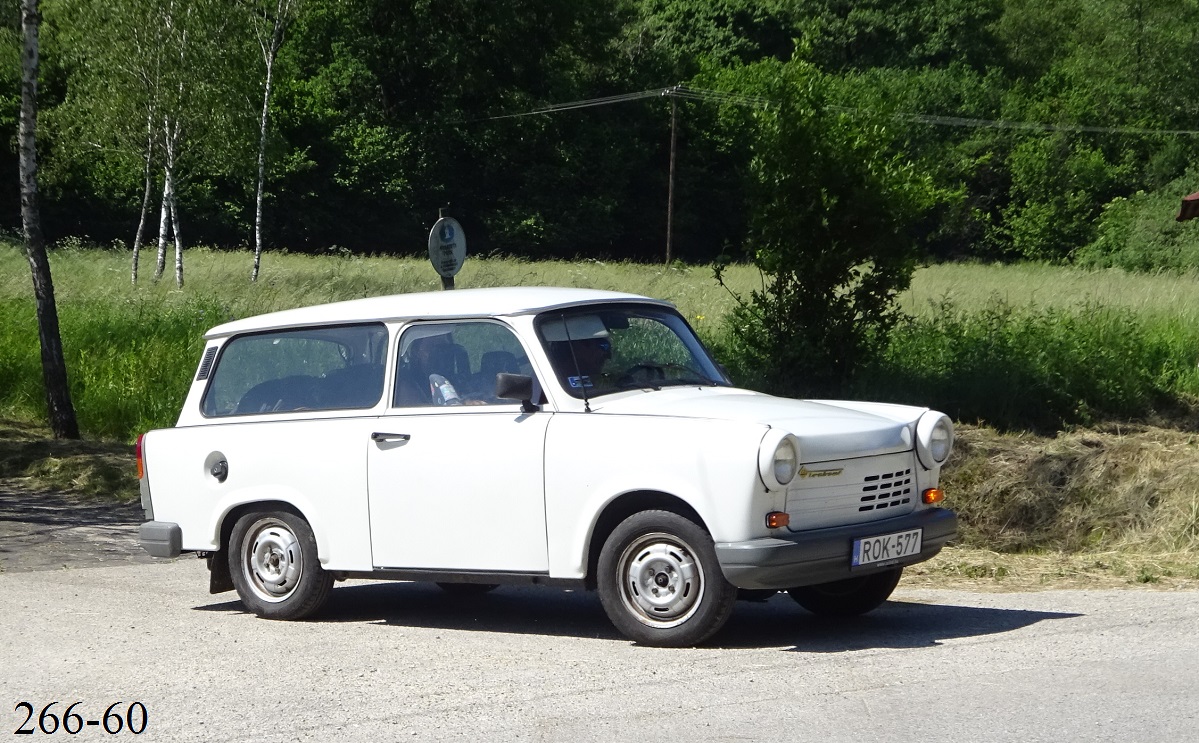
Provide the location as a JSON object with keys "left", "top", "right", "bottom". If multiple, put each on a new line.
{"left": 49, "top": 0, "right": 250, "bottom": 287}
{"left": 248, "top": 0, "right": 299, "bottom": 282}
{"left": 19, "top": 0, "right": 79, "bottom": 439}
{"left": 49, "top": 0, "right": 169, "bottom": 284}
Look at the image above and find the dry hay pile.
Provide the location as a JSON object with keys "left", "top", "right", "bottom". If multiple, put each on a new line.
{"left": 911, "top": 424, "right": 1199, "bottom": 589}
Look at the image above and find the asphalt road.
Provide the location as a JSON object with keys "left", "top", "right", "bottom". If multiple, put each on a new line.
{"left": 2, "top": 554, "right": 1196, "bottom": 743}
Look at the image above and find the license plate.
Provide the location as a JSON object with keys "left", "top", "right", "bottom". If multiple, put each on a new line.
{"left": 852, "top": 528, "right": 923, "bottom": 567}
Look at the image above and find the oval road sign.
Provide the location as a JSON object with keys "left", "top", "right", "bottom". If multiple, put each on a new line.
{"left": 428, "top": 217, "right": 467, "bottom": 278}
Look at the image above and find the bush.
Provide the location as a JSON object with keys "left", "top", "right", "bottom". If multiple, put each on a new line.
{"left": 1075, "top": 170, "right": 1199, "bottom": 272}
{"left": 706, "top": 56, "right": 938, "bottom": 398}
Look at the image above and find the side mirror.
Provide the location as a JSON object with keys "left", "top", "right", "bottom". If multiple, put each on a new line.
{"left": 495, "top": 373, "right": 538, "bottom": 412}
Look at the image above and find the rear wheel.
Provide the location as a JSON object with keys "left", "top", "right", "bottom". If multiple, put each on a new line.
{"left": 787, "top": 567, "right": 903, "bottom": 617}
{"left": 597, "top": 510, "right": 737, "bottom": 647}
{"left": 229, "top": 511, "right": 333, "bottom": 620}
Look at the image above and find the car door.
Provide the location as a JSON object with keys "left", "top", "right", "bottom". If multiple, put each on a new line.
{"left": 366, "top": 320, "right": 551, "bottom": 572}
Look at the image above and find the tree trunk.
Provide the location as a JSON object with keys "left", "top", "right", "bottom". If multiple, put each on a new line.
{"left": 19, "top": 0, "right": 79, "bottom": 440}
{"left": 168, "top": 169, "right": 184, "bottom": 288}
{"left": 251, "top": 44, "right": 275, "bottom": 282}
{"left": 252, "top": 2, "right": 290, "bottom": 283}
{"left": 154, "top": 166, "right": 171, "bottom": 281}
{"left": 131, "top": 111, "right": 155, "bottom": 285}
{"left": 163, "top": 118, "right": 183, "bottom": 288}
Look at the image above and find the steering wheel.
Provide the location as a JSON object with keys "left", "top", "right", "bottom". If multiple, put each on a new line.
{"left": 618, "top": 361, "right": 706, "bottom": 388}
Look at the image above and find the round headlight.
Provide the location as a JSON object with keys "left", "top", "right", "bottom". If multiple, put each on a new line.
{"left": 916, "top": 412, "right": 954, "bottom": 469}
{"left": 773, "top": 438, "right": 797, "bottom": 486}
{"left": 759, "top": 430, "right": 800, "bottom": 490}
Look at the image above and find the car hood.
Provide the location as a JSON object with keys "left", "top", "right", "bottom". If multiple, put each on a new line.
{"left": 592, "top": 387, "right": 925, "bottom": 462}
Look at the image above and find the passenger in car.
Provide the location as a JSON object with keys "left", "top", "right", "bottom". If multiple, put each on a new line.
{"left": 396, "top": 333, "right": 450, "bottom": 406}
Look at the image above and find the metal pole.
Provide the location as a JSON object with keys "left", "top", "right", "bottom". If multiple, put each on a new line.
{"left": 666, "top": 93, "right": 677, "bottom": 265}
{"left": 439, "top": 204, "right": 454, "bottom": 289}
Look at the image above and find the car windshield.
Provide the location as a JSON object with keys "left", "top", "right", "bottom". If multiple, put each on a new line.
{"left": 535, "top": 304, "right": 730, "bottom": 399}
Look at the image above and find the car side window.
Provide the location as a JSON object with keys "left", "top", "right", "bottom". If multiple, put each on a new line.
{"left": 203, "top": 323, "right": 388, "bottom": 416}
{"left": 393, "top": 321, "right": 533, "bottom": 407}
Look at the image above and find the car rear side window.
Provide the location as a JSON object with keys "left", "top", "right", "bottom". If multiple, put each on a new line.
{"left": 202, "top": 323, "right": 389, "bottom": 416}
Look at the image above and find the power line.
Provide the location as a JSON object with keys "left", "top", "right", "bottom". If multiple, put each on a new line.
{"left": 482, "top": 86, "right": 1199, "bottom": 137}
{"left": 481, "top": 85, "right": 769, "bottom": 121}
{"left": 828, "top": 107, "right": 1199, "bottom": 137}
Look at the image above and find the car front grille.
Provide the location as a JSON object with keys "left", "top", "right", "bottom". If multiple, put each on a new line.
{"left": 859, "top": 468, "right": 913, "bottom": 512}
{"left": 784, "top": 452, "right": 918, "bottom": 530}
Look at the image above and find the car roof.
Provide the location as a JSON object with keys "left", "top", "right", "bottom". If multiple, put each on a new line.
{"left": 204, "top": 286, "right": 673, "bottom": 339}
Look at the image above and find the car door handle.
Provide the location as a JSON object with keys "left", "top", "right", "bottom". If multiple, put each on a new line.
{"left": 371, "top": 432, "right": 411, "bottom": 443}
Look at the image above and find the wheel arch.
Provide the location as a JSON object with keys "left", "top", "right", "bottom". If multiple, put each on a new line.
{"left": 217, "top": 500, "right": 310, "bottom": 553}
{"left": 584, "top": 490, "right": 707, "bottom": 590}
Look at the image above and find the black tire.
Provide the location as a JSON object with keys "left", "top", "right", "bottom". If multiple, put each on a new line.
{"left": 435, "top": 582, "right": 499, "bottom": 596}
{"left": 229, "top": 510, "right": 333, "bottom": 620}
{"left": 597, "top": 510, "right": 737, "bottom": 647}
{"left": 787, "top": 567, "right": 903, "bottom": 617}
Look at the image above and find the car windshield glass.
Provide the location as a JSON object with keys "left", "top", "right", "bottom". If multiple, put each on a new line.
{"left": 535, "top": 304, "right": 729, "bottom": 399}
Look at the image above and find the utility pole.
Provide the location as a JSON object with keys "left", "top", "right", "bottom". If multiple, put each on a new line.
{"left": 666, "top": 89, "right": 678, "bottom": 265}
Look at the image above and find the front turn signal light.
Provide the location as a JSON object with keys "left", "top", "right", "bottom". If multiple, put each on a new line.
{"left": 765, "top": 511, "right": 790, "bottom": 529}
{"left": 922, "top": 488, "right": 945, "bottom": 505}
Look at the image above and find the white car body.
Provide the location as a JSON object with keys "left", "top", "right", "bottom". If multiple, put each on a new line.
{"left": 138, "top": 286, "right": 956, "bottom": 645}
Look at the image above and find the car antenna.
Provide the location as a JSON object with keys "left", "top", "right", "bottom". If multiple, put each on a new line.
{"left": 561, "top": 312, "right": 591, "bottom": 413}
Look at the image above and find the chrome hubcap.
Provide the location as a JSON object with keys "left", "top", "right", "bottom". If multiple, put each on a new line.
{"left": 244, "top": 519, "right": 302, "bottom": 603}
{"left": 619, "top": 532, "right": 704, "bottom": 628}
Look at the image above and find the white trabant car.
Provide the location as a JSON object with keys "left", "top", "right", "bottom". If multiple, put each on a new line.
{"left": 138, "top": 286, "right": 956, "bottom": 646}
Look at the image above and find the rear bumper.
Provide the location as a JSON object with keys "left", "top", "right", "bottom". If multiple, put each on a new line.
{"left": 715, "top": 508, "right": 958, "bottom": 589}
{"left": 139, "top": 521, "right": 183, "bottom": 558}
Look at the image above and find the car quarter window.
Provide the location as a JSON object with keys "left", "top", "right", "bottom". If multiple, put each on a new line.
{"left": 202, "top": 323, "right": 389, "bottom": 416}
{"left": 393, "top": 321, "right": 534, "bottom": 407}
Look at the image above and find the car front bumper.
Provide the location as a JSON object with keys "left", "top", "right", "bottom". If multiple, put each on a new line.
{"left": 715, "top": 508, "right": 958, "bottom": 589}
{"left": 139, "top": 521, "right": 183, "bottom": 558}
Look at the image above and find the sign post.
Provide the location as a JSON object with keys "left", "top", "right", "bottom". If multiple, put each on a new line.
{"left": 428, "top": 209, "right": 467, "bottom": 289}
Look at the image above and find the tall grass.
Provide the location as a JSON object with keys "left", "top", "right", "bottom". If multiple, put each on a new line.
{"left": 856, "top": 299, "right": 1199, "bottom": 431}
{"left": 4, "top": 243, "right": 1199, "bottom": 439}
{"left": 0, "top": 297, "right": 219, "bottom": 439}
{"left": 0, "top": 243, "right": 759, "bottom": 322}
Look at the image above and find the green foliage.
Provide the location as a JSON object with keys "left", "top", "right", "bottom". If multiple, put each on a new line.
{"left": 622, "top": 0, "right": 803, "bottom": 78}
{"left": 792, "top": 0, "right": 1004, "bottom": 72}
{"left": 0, "top": 296, "right": 215, "bottom": 440}
{"left": 1001, "top": 135, "right": 1129, "bottom": 261}
{"left": 4, "top": 0, "right": 1197, "bottom": 267}
{"left": 856, "top": 298, "right": 1199, "bottom": 431}
{"left": 1075, "top": 170, "right": 1199, "bottom": 272}
{"left": 707, "top": 57, "right": 939, "bottom": 397}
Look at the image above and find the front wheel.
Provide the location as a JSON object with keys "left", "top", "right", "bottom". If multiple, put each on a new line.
{"left": 597, "top": 510, "right": 737, "bottom": 647}
{"left": 787, "top": 567, "right": 903, "bottom": 617}
{"left": 229, "top": 510, "right": 333, "bottom": 620}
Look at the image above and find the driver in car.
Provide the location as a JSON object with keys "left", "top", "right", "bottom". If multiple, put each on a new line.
{"left": 542, "top": 315, "right": 612, "bottom": 392}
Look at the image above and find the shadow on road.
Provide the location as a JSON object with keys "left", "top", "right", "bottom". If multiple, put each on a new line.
{"left": 195, "top": 581, "right": 1081, "bottom": 650}
{"left": 725, "top": 597, "right": 1081, "bottom": 651}
{"left": 0, "top": 485, "right": 152, "bottom": 571}
{"left": 0, "top": 487, "right": 142, "bottom": 527}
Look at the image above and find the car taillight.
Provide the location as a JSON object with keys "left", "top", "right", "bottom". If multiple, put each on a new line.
{"left": 136, "top": 434, "right": 145, "bottom": 480}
